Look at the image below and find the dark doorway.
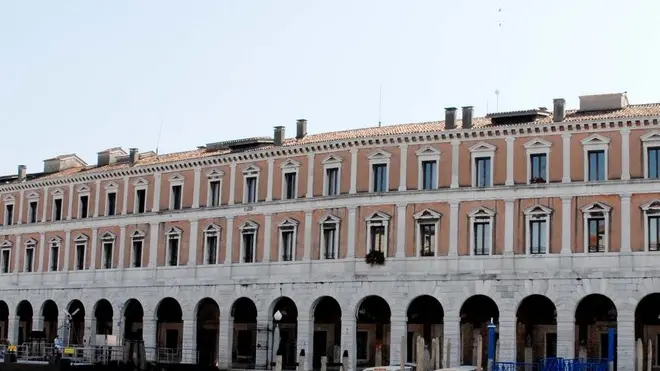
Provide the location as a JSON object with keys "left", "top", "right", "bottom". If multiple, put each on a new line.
{"left": 16, "top": 301, "right": 33, "bottom": 344}
{"left": 123, "top": 299, "right": 144, "bottom": 341}
{"left": 406, "top": 295, "right": 444, "bottom": 363}
{"left": 356, "top": 295, "right": 391, "bottom": 367}
{"left": 272, "top": 297, "right": 298, "bottom": 369}
{"left": 41, "top": 300, "right": 58, "bottom": 342}
{"left": 460, "top": 295, "right": 499, "bottom": 368}
{"left": 635, "top": 293, "right": 660, "bottom": 370}
{"left": 516, "top": 295, "right": 556, "bottom": 362}
{"left": 574, "top": 294, "right": 617, "bottom": 365}
{"left": 196, "top": 298, "right": 220, "bottom": 366}
{"left": 0, "top": 301, "right": 8, "bottom": 341}
{"left": 231, "top": 297, "right": 257, "bottom": 369}
{"left": 66, "top": 300, "right": 85, "bottom": 345}
{"left": 312, "top": 297, "right": 342, "bottom": 368}
{"left": 94, "top": 299, "right": 113, "bottom": 335}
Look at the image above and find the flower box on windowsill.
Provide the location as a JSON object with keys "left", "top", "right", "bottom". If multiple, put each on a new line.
{"left": 365, "top": 249, "right": 385, "bottom": 266}
{"left": 420, "top": 250, "right": 435, "bottom": 257}
{"left": 530, "top": 177, "right": 546, "bottom": 184}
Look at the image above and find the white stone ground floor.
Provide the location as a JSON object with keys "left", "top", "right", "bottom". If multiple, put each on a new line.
{"left": 1, "top": 271, "right": 660, "bottom": 371}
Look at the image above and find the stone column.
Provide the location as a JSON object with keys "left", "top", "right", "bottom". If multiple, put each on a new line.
{"left": 182, "top": 315, "right": 196, "bottom": 363}
{"left": 505, "top": 137, "right": 515, "bottom": 186}
{"left": 307, "top": 153, "right": 315, "bottom": 198}
{"left": 443, "top": 314, "right": 461, "bottom": 368}
{"left": 152, "top": 172, "right": 161, "bottom": 212}
{"left": 63, "top": 230, "right": 71, "bottom": 272}
{"left": 398, "top": 143, "right": 408, "bottom": 191}
{"left": 297, "top": 314, "right": 313, "bottom": 371}
{"left": 122, "top": 177, "right": 129, "bottom": 215}
{"left": 303, "top": 211, "right": 313, "bottom": 261}
{"left": 93, "top": 181, "right": 101, "bottom": 217}
{"left": 266, "top": 158, "right": 275, "bottom": 202}
{"left": 192, "top": 168, "right": 202, "bottom": 208}
{"left": 255, "top": 315, "right": 271, "bottom": 368}
{"left": 340, "top": 316, "right": 357, "bottom": 371}
{"left": 451, "top": 141, "right": 460, "bottom": 188}
{"left": 142, "top": 315, "right": 157, "bottom": 358}
{"left": 396, "top": 204, "right": 406, "bottom": 258}
{"left": 149, "top": 223, "right": 159, "bottom": 268}
{"left": 218, "top": 315, "right": 233, "bottom": 369}
{"left": 90, "top": 228, "right": 98, "bottom": 271}
{"left": 556, "top": 307, "right": 574, "bottom": 359}
{"left": 621, "top": 128, "right": 631, "bottom": 180}
{"left": 118, "top": 226, "right": 126, "bottom": 269}
{"left": 562, "top": 133, "right": 571, "bottom": 183}
{"left": 504, "top": 199, "right": 514, "bottom": 254}
{"left": 189, "top": 220, "right": 198, "bottom": 266}
{"left": 448, "top": 201, "right": 459, "bottom": 257}
{"left": 346, "top": 206, "right": 357, "bottom": 259}
{"left": 349, "top": 148, "right": 358, "bottom": 194}
{"left": 41, "top": 186, "right": 49, "bottom": 222}
{"left": 621, "top": 194, "right": 632, "bottom": 253}
{"left": 389, "top": 316, "right": 407, "bottom": 367}
{"left": 225, "top": 217, "right": 234, "bottom": 264}
{"left": 497, "top": 310, "right": 515, "bottom": 362}
{"left": 228, "top": 163, "right": 237, "bottom": 205}
{"left": 67, "top": 184, "right": 74, "bottom": 220}
{"left": 8, "top": 316, "right": 18, "bottom": 344}
{"left": 263, "top": 214, "right": 272, "bottom": 262}
{"left": 618, "top": 310, "right": 635, "bottom": 371}
{"left": 561, "top": 197, "right": 572, "bottom": 255}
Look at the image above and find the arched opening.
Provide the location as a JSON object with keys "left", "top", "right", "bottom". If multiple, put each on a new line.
{"left": 123, "top": 299, "right": 144, "bottom": 341}
{"left": 156, "top": 297, "right": 183, "bottom": 362}
{"left": 407, "top": 295, "right": 444, "bottom": 363}
{"left": 231, "top": 297, "right": 257, "bottom": 369}
{"left": 460, "top": 295, "right": 499, "bottom": 368}
{"left": 635, "top": 293, "right": 660, "bottom": 370}
{"left": 312, "top": 296, "right": 342, "bottom": 368}
{"left": 94, "top": 299, "right": 113, "bottom": 335}
{"left": 66, "top": 300, "right": 85, "bottom": 345}
{"left": 16, "top": 301, "right": 33, "bottom": 344}
{"left": 41, "top": 300, "right": 59, "bottom": 342}
{"left": 515, "top": 295, "right": 557, "bottom": 362}
{"left": 0, "top": 301, "right": 9, "bottom": 341}
{"left": 272, "top": 297, "right": 298, "bottom": 369}
{"left": 574, "top": 294, "right": 617, "bottom": 364}
{"left": 356, "top": 295, "right": 391, "bottom": 367}
{"left": 196, "top": 298, "right": 220, "bottom": 366}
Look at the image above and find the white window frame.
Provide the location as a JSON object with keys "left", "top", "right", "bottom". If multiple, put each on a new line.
{"left": 51, "top": 188, "right": 64, "bottom": 221}
{"left": 322, "top": 155, "right": 343, "bottom": 196}
{"left": 365, "top": 211, "right": 390, "bottom": 255}
{"left": 105, "top": 182, "right": 119, "bottom": 216}
{"left": 203, "top": 224, "right": 221, "bottom": 264}
{"left": 130, "top": 230, "right": 146, "bottom": 268}
{"left": 239, "top": 221, "right": 259, "bottom": 263}
{"left": 581, "top": 134, "right": 610, "bottom": 182}
{"left": 468, "top": 207, "right": 496, "bottom": 256}
{"left": 24, "top": 239, "right": 36, "bottom": 273}
{"left": 278, "top": 218, "right": 299, "bottom": 262}
{"left": 581, "top": 202, "right": 611, "bottom": 253}
{"left": 206, "top": 169, "right": 224, "bottom": 207}
{"left": 523, "top": 205, "right": 552, "bottom": 255}
{"left": 641, "top": 200, "right": 660, "bottom": 252}
{"left": 100, "top": 232, "right": 115, "bottom": 269}
{"left": 524, "top": 138, "right": 552, "bottom": 184}
{"left": 166, "top": 227, "right": 182, "bottom": 266}
{"left": 280, "top": 159, "right": 301, "bottom": 200}
{"left": 0, "top": 240, "right": 12, "bottom": 274}
{"left": 413, "top": 209, "right": 442, "bottom": 257}
{"left": 133, "top": 177, "right": 149, "bottom": 213}
{"left": 167, "top": 174, "right": 185, "bottom": 210}
{"left": 27, "top": 193, "right": 39, "bottom": 224}
{"left": 73, "top": 234, "right": 88, "bottom": 270}
{"left": 469, "top": 142, "right": 496, "bottom": 187}
{"left": 368, "top": 149, "right": 392, "bottom": 193}
{"left": 319, "top": 214, "right": 340, "bottom": 259}
{"left": 641, "top": 131, "right": 660, "bottom": 179}
{"left": 48, "top": 237, "right": 61, "bottom": 271}
{"left": 416, "top": 145, "right": 441, "bottom": 190}
{"left": 242, "top": 165, "right": 260, "bottom": 204}
{"left": 3, "top": 195, "right": 15, "bottom": 226}
{"left": 77, "top": 185, "right": 91, "bottom": 219}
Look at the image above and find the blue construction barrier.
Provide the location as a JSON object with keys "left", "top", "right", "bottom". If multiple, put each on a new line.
{"left": 493, "top": 358, "right": 608, "bottom": 371}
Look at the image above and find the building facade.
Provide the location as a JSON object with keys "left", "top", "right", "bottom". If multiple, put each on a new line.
{"left": 0, "top": 93, "right": 660, "bottom": 370}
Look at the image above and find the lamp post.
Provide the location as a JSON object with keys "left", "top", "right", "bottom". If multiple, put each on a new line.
{"left": 274, "top": 310, "right": 283, "bottom": 371}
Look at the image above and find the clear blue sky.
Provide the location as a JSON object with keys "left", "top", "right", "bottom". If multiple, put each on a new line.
{"left": 1, "top": 0, "right": 658, "bottom": 176}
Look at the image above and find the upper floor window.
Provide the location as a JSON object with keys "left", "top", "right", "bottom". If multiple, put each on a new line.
{"left": 242, "top": 165, "right": 260, "bottom": 204}
{"left": 320, "top": 215, "right": 340, "bottom": 259}
{"left": 74, "top": 235, "right": 88, "bottom": 270}
{"left": 206, "top": 169, "right": 224, "bottom": 207}
{"left": 24, "top": 240, "right": 36, "bottom": 273}
{"left": 368, "top": 149, "right": 391, "bottom": 193}
{"left": 51, "top": 189, "right": 64, "bottom": 221}
{"left": 49, "top": 238, "right": 61, "bottom": 271}
{"left": 281, "top": 160, "right": 300, "bottom": 200}
{"left": 416, "top": 145, "right": 441, "bottom": 190}
{"left": 133, "top": 178, "right": 148, "bottom": 214}
{"left": 279, "top": 219, "right": 298, "bottom": 262}
{"left": 469, "top": 207, "right": 495, "bottom": 256}
{"left": 322, "top": 155, "right": 342, "bottom": 197}
{"left": 169, "top": 174, "right": 184, "bottom": 210}
{"left": 104, "top": 182, "right": 119, "bottom": 217}
{"left": 131, "top": 230, "right": 145, "bottom": 268}
{"left": 166, "top": 228, "right": 182, "bottom": 266}
{"left": 0, "top": 241, "right": 11, "bottom": 274}
{"left": 365, "top": 211, "right": 390, "bottom": 256}
{"left": 239, "top": 221, "right": 258, "bottom": 263}
{"left": 469, "top": 142, "right": 496, "bottom": 188}
{"left": 581, "top": 202, "right": 611, "bottom": 253}
{"left": 27, "top": 194, "right": 38, "bottom": 224}
{"left": 524, "top": 138, "right": 552, "bottom": 184}
{"left": 414, "top": 209, "right": 442, "bottom": 257}
{"left": 101, "top": 232, "right": 115, "bottom": 269}
{"left": 78, "top": 195, "right": 89, "bottom": 219}
{"left": 203, "top": 225, "right": 221, "bottom": 264}
{"left": 3, "top": 195, "right": 14, "bottom": 226}
{"left": 641, "top": 131, "right": 660, "bottom": 179}
{"left": 581, "top": 134, "right": 610, "bottom": 182}
{"left": 641, "top": 200, "right": 660, "bottom": 252}
{"left": 523, "top": 205, "right": 552, "bottom": 254}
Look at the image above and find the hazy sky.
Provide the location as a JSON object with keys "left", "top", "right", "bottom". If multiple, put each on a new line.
{"left": 1, "top": 0, "right": 658, "bottom": 175}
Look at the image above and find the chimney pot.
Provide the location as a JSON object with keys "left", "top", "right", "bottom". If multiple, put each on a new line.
{"left": 17, "top": 165, "right": 27, "bottom": 182}
{"left": 444, "top": 107, "right": 457, "bottom": 130}
{"left": 553, "top": 98, "right": 566, "bottom": 122}
{"left": 462, "top": 106, "right": 474, "bottom": 129}
{"left": 296, "top": 119, "right": 307, "bottom": 139}
{"left": 129, "top": 148, "right": 139, "bottom": 165}
{"left": 274, "top": 126, "right": 285, "bottom": 146}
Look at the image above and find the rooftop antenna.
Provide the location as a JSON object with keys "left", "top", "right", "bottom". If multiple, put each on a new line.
{"left": 155, "top": 119, "right": 163, "bottom": 155}
{"left": 378, "top": 84, "right": 383, "bottom": 127}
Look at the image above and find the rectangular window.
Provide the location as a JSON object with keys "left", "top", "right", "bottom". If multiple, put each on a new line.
{"left": 102, "top": 242, "right": 113, "bottom": 269}
{"left": 420, "top": 224, "right": 435, "bottom": 256}
{"left": 25, "top": 248, "right": 34, "bottom": 272}
{"left": 79, "top": 195, "right": 89, "bottom": 218}
{"left": 75, "top": 244, "right": 85, "bottom": 270}
{"left": 370, "top": 225, "right": 386, "bottom": 252}
{"left": 284, "top": 173, "right": 297, "bottom": 200}
{"left": 587, "top": 217, "right": 606, "bottom": 252}
{"left": 53, "top": 198, "right": 63, "bottom": 221}
{"left": 50, "top": 243, "right": 59, "bottom": 271}
{"left": 588, "top": 150, "right": 606, "bottom": 181}
{"left": 28, "top": 201, "right": 38, "bottom": 223}
{"left": 4, "top": 204, "right": 13, "bottom": 226}
{"left": 1, "top": 250, "right": 10, "bottom": 273}
{"left": 475, "top": 157, "right": 491, "bottom": 187}
{"left": 322, "top": 224, "right": 337, "bottom": 259}
{"left": 648, "top": 147, "right": 660, "bottom": 179}
{"left": 135, "top": 189, "right": 146, "bottom": 213}
{"left": 281, "top": 228, "right": 295, "bottom": 261}
{"left": 245, "top": 177, "right": 257, "bottom": 203}
{"left": 171, "top": 185, "right": 182, "bottom": 210}
{"left": 168, "top": 237, "right": 179, "bottom": 266}
{"left": 473, "top": 221, "right": 491, "bottom": 255}
{"left": 421, "top": 160, "right": 437, "bottom": 190}
{"left": 326, "top": 168, "right": 339, "bottom": 196}
{"left": 372, "top": 164, "right": 387, "bottom": 192}
{"left": 649, "top": 215, "right": 660, "bottom": 251}
{"left": 209, "top": 181, "right": 221, "bottom": 207}
{"left": 206, "top": 234, "right": 218, "bottom": 264}
{"left": 107, "top": 192, "right": 117, "bottom": 216}
{"left": 530, "top": 153, "right": 547, "bottom": 183}
{"left": 242, "top": 232, "right": 255, "bottom": 263}
{"left": 132, "top": 239, "right": 143, "bottom": 268}
{"left": 529, "top": 220, "right": 547, "bottom": 254}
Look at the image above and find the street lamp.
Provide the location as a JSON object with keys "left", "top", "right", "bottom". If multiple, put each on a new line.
{"left": 274, "top": 310, "right": 283, "bottom": 322}
{"left": 273, "top": 310, "right": 283, "bottom": 370}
